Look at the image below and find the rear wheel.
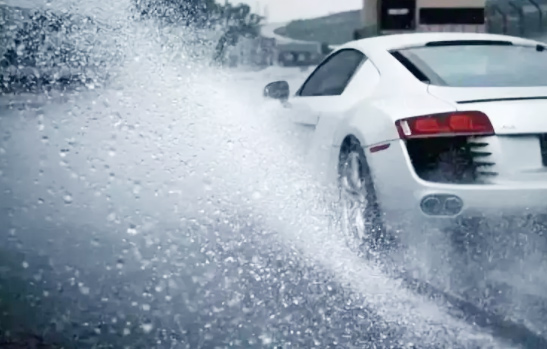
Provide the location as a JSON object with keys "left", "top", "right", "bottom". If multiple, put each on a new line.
{"left": 338, "top": 137, "right": 387, "bottom": 257}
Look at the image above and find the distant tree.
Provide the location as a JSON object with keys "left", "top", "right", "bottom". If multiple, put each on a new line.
{"left": 132, "top": 0, "right": 221, "bottom": 27}
{"left": 0, "top": 5, "right": 116, "bottom": 94}
{"left": 213, "top": 3, "right": 263, "bottom": 63}
{"left": 131, "top": 0, "right": 263, "bottom": 62}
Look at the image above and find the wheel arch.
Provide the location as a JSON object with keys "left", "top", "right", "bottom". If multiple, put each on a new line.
{"left": 337, "top": 133, "right": 388, "bottom": 245}
{"left": 339, "top": 134, "right": 365, "bottom": 162}
{"left": 337, "top": 133, "right": 385, "bottom": 207}
{"left": 331, "top": 102, "right": 395, "bottom": 149}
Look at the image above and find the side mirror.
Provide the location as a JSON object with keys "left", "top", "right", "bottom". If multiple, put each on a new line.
{"left": 263, "top": 80, "right": 290, "bottom": 101}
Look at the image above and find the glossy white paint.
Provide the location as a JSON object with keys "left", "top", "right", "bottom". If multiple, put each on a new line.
{"left": 270, "top": 32, "right": 547, "bottom": 224}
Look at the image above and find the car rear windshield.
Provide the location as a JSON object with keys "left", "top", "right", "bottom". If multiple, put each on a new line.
{"left": 395, "top": 44, "right": 547, "bottom": 87}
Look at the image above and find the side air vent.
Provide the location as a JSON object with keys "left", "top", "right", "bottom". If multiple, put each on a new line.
{"left": 467, "top": 139, "right": 497, "bottom": 178}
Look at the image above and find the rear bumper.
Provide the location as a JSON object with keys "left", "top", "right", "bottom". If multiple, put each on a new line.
{"left": 418, "top": 183, "right": 547, "bottom": 216}
{"left": 367, "top": 140, "right": 547, "bottom": 225}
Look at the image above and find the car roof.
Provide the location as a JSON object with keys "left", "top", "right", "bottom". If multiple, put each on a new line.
{"left": 324, "top": 32, "right": 547, "bottom": 96}
{"left": 341, "top": 32, "right": 543, "bottom": 53}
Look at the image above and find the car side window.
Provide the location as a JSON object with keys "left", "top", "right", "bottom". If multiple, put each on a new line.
{"left": 298, "top": 49, "right": 366, "bottom": 97}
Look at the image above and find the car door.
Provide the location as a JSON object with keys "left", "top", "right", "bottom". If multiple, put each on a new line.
{"left": 286, "top": 49, "right": 368, "bottom": 165}
{"left": 289, "top": 49, "right": 367, "bottom": 127}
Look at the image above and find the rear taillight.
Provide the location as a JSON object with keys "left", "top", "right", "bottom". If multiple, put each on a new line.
{"left": 396, "top": 111, "right": 494, "bottom": 139}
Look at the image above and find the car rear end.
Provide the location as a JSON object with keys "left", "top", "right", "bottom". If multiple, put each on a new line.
{"left": 376, "top": 39, "right": 547, "bottom": 230}
{"left": 397, "top": 99, "right": 547, "bottom": 217}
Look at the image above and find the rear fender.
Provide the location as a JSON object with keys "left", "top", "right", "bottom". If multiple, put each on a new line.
{"left": 332, "top": 102, "right": 392, "bottom": 149}
{"left": 332, "top": 92, "right": 455, "bottom": 148}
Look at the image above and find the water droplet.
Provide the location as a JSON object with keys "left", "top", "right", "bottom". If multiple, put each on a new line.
{"left": 142, "top": 304, "right": 151, "bottom": 311}
{"left": 79, "top": 285, "right": 90, "bottom": 295}
{"left": 108, "top": 149, "right": 116, "bottom": 157}
{"left": 141, "top": 323, "right": 153, "bottom": 334}
{"left": 252, "top": 191, "right": 261, "bottom": 200}
{"left": 203, "top": 176, "right": 213, "bottom": 191}
{"left": 37, "top": 198, "right": 44, "bottom": 205}
{"left": 116, "top": 259, "right": 124, "bottom": 269}
{"left": 123, "top": 328, "right": 131, "bottom": 336}
{"left": 260, "top": 335, "right": 273, "bottom": 345}
{"left": 127, "top": 224, "right": 138, "bottom": 235}
{"left": 22, "top": 261, "right": 29, "bottom": 269}
{"left": 107, "top": 212, "right": 116, "bottom": 222}
{"left": 63, "top": 194, "right": 73, "bottom": 204}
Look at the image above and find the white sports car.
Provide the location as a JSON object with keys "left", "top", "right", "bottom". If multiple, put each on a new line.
{"left": 263, "top": 32, "right": 547, "bottom": 250}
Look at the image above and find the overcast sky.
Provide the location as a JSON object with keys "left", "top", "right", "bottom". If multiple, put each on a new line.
{"left": 242, "top": 0, "right": 362, "bottom": 23}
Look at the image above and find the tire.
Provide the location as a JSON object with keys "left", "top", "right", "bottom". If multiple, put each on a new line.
{"left": 337, "top": 137, "right": 387, "bottom": 257}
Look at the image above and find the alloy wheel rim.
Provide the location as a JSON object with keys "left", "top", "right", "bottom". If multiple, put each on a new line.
{"left": 340, "top": 151, "right": 369, "bottom": 246}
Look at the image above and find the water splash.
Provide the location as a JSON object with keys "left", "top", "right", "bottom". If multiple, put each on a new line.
{"left": 0, "top": 0, "right": 511, "bottom": 347}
